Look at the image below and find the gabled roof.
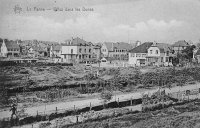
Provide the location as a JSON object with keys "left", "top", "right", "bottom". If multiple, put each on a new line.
{"left": 104, "top": 42, "right": 132, "bottom": 51}
{"left": 5, "top": 41, "right": 20, "bottom": 49}
{"left": 172, "top": 40, "right": 190, "bottom": 47}
{"left": 196, "top": 49, "right": 200, "bottom": 55}
{"left": 0, "top": 42, "right": 2, "bottom": 48}
{"left": 63, "top": 37, "right": 92, "bottom": 46}
{"left": 0, "top": 40, "right": 19, "bottom": 49}
{"left": 29, "top": 46, "right": 46, "bottom": 52}
{"left": 151, "top": 43, "right": 172, "bottom": 53}
{"left": 129, "top": 42, "right": 153, "bottom": 53}
{"left": 52, "top": 45, "right": 61, "bottom": 51}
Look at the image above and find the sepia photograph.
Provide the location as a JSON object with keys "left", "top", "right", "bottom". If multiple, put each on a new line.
{"left": 1, "top": 0, "right": 200, "bottom": 127}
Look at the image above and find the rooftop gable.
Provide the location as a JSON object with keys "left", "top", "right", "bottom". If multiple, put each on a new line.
{"left": 151, "top": 43, "right": 172, "bottom": 53}
{"left": 5, "top": 41, "right": 20, "bottom": 49}
{"left": 172, "top": 40, "right": 190, "bottom": 47}
{"left": 129, "top": 42, "right": 153, "bottom": 53}
{"left": 104, "top": 42, "right": 132, "bottom": 51}
{"left": 52, "top": 45, "right": 61, "bottom": 51}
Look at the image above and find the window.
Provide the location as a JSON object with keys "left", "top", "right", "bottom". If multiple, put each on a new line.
{"left": 71, "top": 49, "right": 73, "bottom": 54}
{"left": 89, "top": 55, "right": 91, "bottom": 58}
{"left": 166, "top": 57, "right": 169, "bottom": 62}
{"left": 150, "top": 50, "right": 152, "bottom": 54}
{"left": 155, "top": 50, "right": 158, "bottom": 54}
{"left": 79, "top": 48, "right": 82, "bottom": 53}
{"left": 85, "top": 49, "right": 86, "bottom": 53}
{"left": 161, "top": 57, "right": 163, "bottom": 62}
{"left": 166, "top": 51, "right": 169, "bottom": 56}
{"left": 136, "top": 53, "right": 141, "bottom": 57}
{"left": 142, "top": 54, "right": 146, "bottom": 57}
{"left": 89, "top": 49, "right": 91, "bottom": 53}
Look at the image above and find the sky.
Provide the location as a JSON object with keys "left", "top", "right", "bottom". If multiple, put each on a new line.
{"left": 0, "top": 0, "right": 200, "bottom": 44}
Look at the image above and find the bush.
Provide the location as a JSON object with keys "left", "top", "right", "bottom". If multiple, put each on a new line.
{"left": 100, "top": 91, "right": 113, "bottom": 108}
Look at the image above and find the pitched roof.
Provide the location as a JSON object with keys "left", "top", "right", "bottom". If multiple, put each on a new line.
{"left": 52, "top": 45, "right": 61, "bottom": 51}
{"left": 129, "top": 42, "right": 153, "bottom": 53}
{"left": 172, "top": 40, "right": 190, "bottom": 47}
{"left": 196, "top": 49, "right": 200, "bottom": 55}
{"left": 151, "top": 43, "right": 172, "bottom": 53}
{"left": 63, "top": 37, "right": 92, "bottom": 46}
{"left": 5, "top": 41, "right": 20, "bottom": 49}
{"left": 104, "top": 42, "right": 132, "bottom": 51}
{"left": 29, "top": 46, "right": 46, "bottom": 52}
{"left": 0, "top": 42, "right": 2, "bottom": 48}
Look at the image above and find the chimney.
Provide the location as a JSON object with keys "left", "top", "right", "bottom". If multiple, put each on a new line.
{"left": 112, "top": 42, "right": 114, "bottom": 51}
{"left": 136, "top": 41, "right": 141, "bottom": 47}
{"left": 153, "top": 41, "right": 157, "bottom": 46}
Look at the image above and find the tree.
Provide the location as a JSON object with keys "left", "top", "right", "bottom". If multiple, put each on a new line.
{"left": 100, "top": 90, "right": 113, "bottom": 108}
{"left": 181, "top": 45, "right": 196, "bottom": 62}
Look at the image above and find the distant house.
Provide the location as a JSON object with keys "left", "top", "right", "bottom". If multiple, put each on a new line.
{"left": 92, "top": 44, "right": 101, "bottom": 62}
{"left": 101, "top": 42, "right": 132, "bottom": 61}
{"left": 195, "top": 49, "right": 200, "bottom": 63}
{"left": 61, "top": 37, "right": 94, "bottom": 63}
{"left": 146, "top": 43, "right": 173, "bottom": 66}
{"left": 172, "top": 40, "right": 190, "bottom": 54}
{"left": 128, "top": 42, "right": 153, "bottom": 66}
{"left": 0, "top": 39, "right": 20, "bottom": 58}
{"left": 27, "top": 46, "right": 48, "bottom": 58}
{"left": 50, "top": 45, "right": 62, "bottom": 63}
{"left": 50, "top": 45, "right": 62, "bottom": 58}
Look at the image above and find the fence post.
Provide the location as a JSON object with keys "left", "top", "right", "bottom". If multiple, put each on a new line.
{"left": 56, "top": 119, "right": 58, "bottom": 128}
{"left": 90, "top": 102, "right": 92, "bottom": 111}
{"left": 74, "top": 105, "right": 76, "bottom": 112}
{"left": 130, "top": 97, "right": 133, "bottom": 106}
{"left": 56, "top": 107, "right": 57, "bottom": 115}
{"left": 177, "top": 93, "right": 179, "bottom": 100}
{"left": 76, "top": 115, "right": 79, "bottom": 123}
{"left": 118, "top": 98, "right": 119, "bottom": 107}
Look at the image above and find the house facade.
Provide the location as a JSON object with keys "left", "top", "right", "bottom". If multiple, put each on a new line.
{"left": 61, "top": 37, "right": 94, "bottom": 63}
{"left": 27, "top": 46, "right": 48, "bottom": 58}
{"left": 172, "top": 40, "right": 190, "bottom": 54}
{"left": 50, "top": 45, "right": 62, "bottom": 58}
{"left": 195, "top": 49, "right": 200, "bottom": 63}
{"left": 128, "top": 42, "right": 153, "bottom": 66}
{"left": 146, "top": 43, "right": 173, "bottom": 66}
{"left": 0, "top": 39, "right": 20, "bottom": 57}
{"left": 101, "top": 42, "right": 132, "bottom": 61}
{"left": 92, "top": 44, "right": 101, "bottom": 62}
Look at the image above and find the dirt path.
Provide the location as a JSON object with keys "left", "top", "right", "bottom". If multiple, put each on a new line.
{"left": 1, "top": 83, "right": 199, "bottom": 120}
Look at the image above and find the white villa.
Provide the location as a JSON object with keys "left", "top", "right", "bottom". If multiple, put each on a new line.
{"left": 128, "top": 42, "right": 153, "bottom": 66}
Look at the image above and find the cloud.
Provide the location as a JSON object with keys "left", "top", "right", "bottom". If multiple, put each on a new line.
{"left": 0, "top": 14, "right": 194, "bottom": 43}
{"left": 0, "top": 13, "right": 110, "bottom": 42}
{"left": 103, "top": 19, "right": 184, "bottom": 42}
